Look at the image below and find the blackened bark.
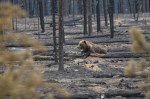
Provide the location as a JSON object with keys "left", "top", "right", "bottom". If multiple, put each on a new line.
{"left": 96, "top": 0, "right": 101, "bottom": 32}
{"left": 108, "top": 0, "right": 114, "bottom": 38}
{"left": 38, "top": 0, "right": 45, "bottom": 33}
{"left": 83, "top": 0, "right": 88, "bottom": 35}
{"left": 58, "top": 0, "right": 64, "bottom": 71}
{"left": 103, "top": 0, "right": 108, "bottom": 27}
{"left": 87, "top": 0, "right": 92, "bottom": 36}
{"left": 127, "top": 0, "right": 132, "bottom": 14}
{"left": 51, "top": 0, "right": 58, "bottom": 63}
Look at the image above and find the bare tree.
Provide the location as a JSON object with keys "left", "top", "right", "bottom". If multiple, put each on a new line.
{"left": 51, "top": 0, "right": 58, "bottom": 63}
{"left": 103, "top": 0, "right": 108, "bottom": 27}
{"left": 96, "top": 0, "right": 101, "bottom": 32}
{"left": 87, "top": 0, "right": 92, "bottom": 36}
{"left": 133, "top": 0, "right": 142, "bottom": 21}
{"left": 38, "top": 0, "right": 45, "bottom": 33}
{"left": 58, "top": 0, "right": 64, "bottom": 71}
{"left": 108, "top": 0, "right": 114, "bottom": 38}
{"left": 83, "top": 0, "right": 88, "bottom": 35}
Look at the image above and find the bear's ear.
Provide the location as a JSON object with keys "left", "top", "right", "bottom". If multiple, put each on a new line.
{"left": 83, "top": 40, "right": 86, "bottom": 44}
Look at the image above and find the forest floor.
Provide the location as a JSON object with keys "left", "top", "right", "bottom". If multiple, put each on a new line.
{"left": 13, "top": 14, "right": 150, "bottom": 99}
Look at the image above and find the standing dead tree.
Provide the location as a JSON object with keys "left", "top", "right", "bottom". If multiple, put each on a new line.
{"left": 58, "top": 0, "right": 64, "bottom": 71}
{"left": 108, "top": 0, "right": 114, "bottom": 38}
{"left": 83, "top": 0, "right": 88, "bottom": 35}
{"left": 38, "top": 0, "right": 45, "bottom": 33}
{"left": 87, "top": 0, "right": 92, "bottom": 36}
{"left": 128, "top": 0, "right": 143, "bottom": 22}
{"left": 103, "top": 0, "right": 108, "bottom": 27}
{"left": 133, "top": 0, "right": 143, "bottom": 21}
{"left": 96, "top": 0, "right": 101, "bottom": 32}
{"left": 51, "top": 0, "right": 58, "bottom": 63}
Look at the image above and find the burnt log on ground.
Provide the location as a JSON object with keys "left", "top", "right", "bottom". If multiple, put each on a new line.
{"left": 52, "top": 90, "right": 144, "bottom": 99}
{"left": 102, "top": 52, "right": 150, "bottom": 58}
{"left": 93, "top": 73, "right": 125, "bottom": 78}
{"left": 32, "top": 47, "right": 131, "bottom": 55}
{"left": 45, "top": 17, "right": 82, "bottom": 26}
{"left": 105, "top": 90, "right": 144, "bottom": 98}
{"left": 33, "top": 31, "right": 83, "bottom": 36}
{"left": 44, "top": 40, "right": 131, "bottom": 46}
{"left": 33, "top": 56, "right": 71, "bottom": 61}
{"left": 74, "top": 32, "right": 150, "bottom": 39}
{"left": 68, "top": 52, "right": 150, "bottom": 59}
{"left": 32, "top": 50, "right": 149, "bottom": 59}
{"left": 35, "top": 32, "right": 149, "bottom": 40}
{"left": 5, "top": 40, "right": 130, "bottom": 47}
{"left": 32, "top": 48, "right": 131, "bottom": 56}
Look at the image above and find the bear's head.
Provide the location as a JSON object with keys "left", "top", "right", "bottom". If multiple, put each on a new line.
{"left": 77, "top": 40, "right": 90, "bottom": 51}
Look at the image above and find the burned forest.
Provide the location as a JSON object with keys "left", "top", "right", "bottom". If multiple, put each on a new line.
{"left": 0, "top": 0, "right": 150, "bottom": 99}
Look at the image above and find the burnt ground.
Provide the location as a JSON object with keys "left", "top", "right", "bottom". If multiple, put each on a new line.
{"left": 13, "top": 14, "right": 150, "bottom": 99}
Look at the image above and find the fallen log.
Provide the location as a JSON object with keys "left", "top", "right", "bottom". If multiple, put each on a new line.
{"left": 52, "top": 89, "right": 144, "bottom": 99}
{"left": 102, "top": 52, "right": 149, "bottom": 58}
{"left": 93, "top": 73, "right": 124, "bottom": 78}
{"left": 33, "top": 56, "right": 71, "bottom": 61}
{"left": 67, "top": 52, "right": 150, "bottom": 59}
{"left": 74, "top": 33, "right": 150, "bottom": 39}
{"left": 105, "top": 89, "right": 144, "bottom": 98}
{"left": 44, "top": 40, "right": 131, "bottom": 46}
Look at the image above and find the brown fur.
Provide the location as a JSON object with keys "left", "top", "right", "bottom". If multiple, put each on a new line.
{"left": 77, "top": 40, "right": 107, "bottom": 55}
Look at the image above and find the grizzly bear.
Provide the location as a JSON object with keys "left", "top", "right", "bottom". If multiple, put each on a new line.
{"left": 77, "top": 40, "right": 107, "bottom": 57}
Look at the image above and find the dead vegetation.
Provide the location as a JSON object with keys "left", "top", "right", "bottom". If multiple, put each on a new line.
{"left": 125, "top": 27, "right": 150, "bottom": 99}
{"left": 0, "top": 2, "right": 70, "bottom": 99}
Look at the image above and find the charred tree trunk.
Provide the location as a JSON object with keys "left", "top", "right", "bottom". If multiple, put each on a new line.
{"left": 87, "top": 0, "right": 92, "bottom": 36}
{"left": 127, "top": 0, "right": 132, "bottom": 14}
{"left": 38, "top": 0, "right": 45, "bottom": 33}
{"left": 83, "top": 0, "right": 88, "bottom": 35}
{"left": 96, "top": 0, "right": 101, "bottom": 32}
{"left": 58, "top": 0, "right": 64, "bottom": 71}
{"left": 108, "top": 0, "right": 114, "bottom": 38}
{"left": 133, "top": 0, "right": 142, "bottom": 21}
{"left": 103, "top": 0, "right": 108, "bottom": 27}
{"left": 51, "top": 0, "right": 58, "bottom": 63}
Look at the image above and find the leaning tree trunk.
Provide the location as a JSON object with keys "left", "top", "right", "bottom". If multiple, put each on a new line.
{"left": 96, "top": 0, "right": 101, "bottom": 32}
{"left": 83, "top": 0, "right": 88, "bottom": 35}
{"left": 108, "top": 0, "right": 114, "bottom": 38}
{"left": 58, "top": 0, "right": 64, "bottom": 71}
{"left": 87, "top": 0, "right": 92, "bottom": 36}
{"left": 38, "top": 0, "right": 45, "bottom": 33}
{"left": 51, "top": 0, "right": 58, "bottom": 63}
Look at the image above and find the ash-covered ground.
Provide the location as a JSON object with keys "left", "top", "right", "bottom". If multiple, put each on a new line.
{"left": 13, "top": 14, "right": 150, "bottom": 99}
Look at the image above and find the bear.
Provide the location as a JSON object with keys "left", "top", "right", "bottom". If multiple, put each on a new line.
{"left": 77, "top": 40, "right": 107, "bottom": 57}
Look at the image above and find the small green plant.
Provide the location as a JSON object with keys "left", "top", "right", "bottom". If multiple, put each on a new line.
{"left": 125, "top": 27, "right": 150, "bottom": 99}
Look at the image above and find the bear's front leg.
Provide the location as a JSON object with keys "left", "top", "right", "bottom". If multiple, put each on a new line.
{"left": 81, "top": 51, "right": 91, "bottom": 58}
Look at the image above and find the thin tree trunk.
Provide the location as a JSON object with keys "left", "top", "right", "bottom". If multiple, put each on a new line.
{"left": 108, "top": 0, "right": 114, "bottom": 38}
{"left": 96, "top": 0, "right": 101, "bottom": 32}
{"left": 87, "top": 0, "right": 92, "bottom": 36}
{"left": 51, "top": 0, "right": 58, "bottom": 63}
{"left": 103, "top": 0, "right": 108, "bottom": 27}
{"left": 127, "top": 0, "right": 132, "bottom": 14}
{"left": 83, "top": 0, "right": 88, "bottom": 35}
{"left": 72, "top": 0, "right": 75, "bottom": 25}
{"left": 38, "top": 0, "right": 45, "bottom": 33}
{"left": 58, "top": 0, "right": 64, "bottom": 71}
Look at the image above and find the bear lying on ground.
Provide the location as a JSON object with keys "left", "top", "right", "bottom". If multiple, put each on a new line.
{"left": 77, "top": 40, "right": 107, "bottom": 57}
